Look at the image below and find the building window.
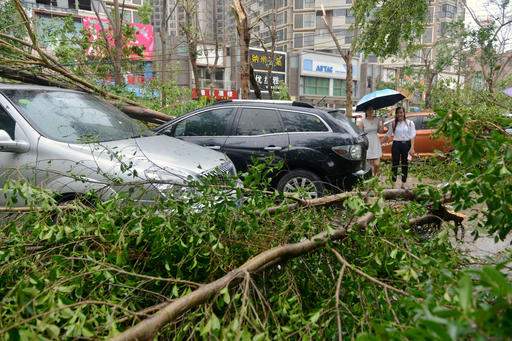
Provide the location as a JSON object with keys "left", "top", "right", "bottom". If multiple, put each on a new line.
{"left": 37, "top": 0, "right": 57, "bottom": 6}
{"left": 441, "top": 4, "right": 456, "bottom": 18}
{"left": 276, "top": 12, "right": 286, "bottom": 26}
{"left": 333, "top": 79, "right": 346, "bottom": 97}
{"left": 263, "top": 0, "right": 287, "bottom": 11}
{"left": 294, "top": 0, "right": 314, "bottom": 10}
{"left": 304, "top": 77, "right": 329, "bottom": 96}
{"left": 276, "top": 28, "right": 287, "bottom": 42}
{"left": 438, "top": 22, "right": 449, "bottom": 37}
{"left": 294, "top": 32, "right": 314, "bottom": 48}
{"left": 68, "top": 0, "right": 91, "bottom": 10}
{"left": 422, "top": 27, "right": 433, "bottom": 43}
{"left": 427, "top": 6, "right": 434, "bottom": 23}
{"left": 294, "top": 12, "right": 315, "bottom": 29}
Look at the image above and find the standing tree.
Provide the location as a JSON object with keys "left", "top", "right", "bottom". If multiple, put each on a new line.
{"left": 158, "top": 0, "right": 178, "bottom": 106}
{"left": 416, "top": 21, "right": 466, "bottom": 108}
{"left": 232, "top": 0, "right": 251, "bottom": 99}
{"left": 253, "top": 3, "right": 278, "bottom": 99}
{"left": 465, "top": 0, "right": 512, "bottom": 92}
{"left": 179, "top": 0, "right": 201, "bottom": 92}
{"left": 90, "top": 0, "right": 129, "bottom": 86}
{"left": 320, "top": 4, "right": 355, "bottom": 117}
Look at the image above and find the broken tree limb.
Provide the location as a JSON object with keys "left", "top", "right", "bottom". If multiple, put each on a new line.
{"left": 111, "top": 213, "right": 375, "bottom": 341}
{"left": 0, "top": 2, "right": 172, "bottom": 124}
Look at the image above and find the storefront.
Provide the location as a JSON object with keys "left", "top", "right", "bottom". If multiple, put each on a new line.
{"left": 299, "top": 51, "right": 360, "bottom": 108}
{"left": 193, "top": 44, "right": 237, "bottom": 99}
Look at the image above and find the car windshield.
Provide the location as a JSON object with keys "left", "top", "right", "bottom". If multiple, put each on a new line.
{"left": 2, "top": 89, "right": 153, "bottom": 143}
{"left": 326, "top": 111, "right": 361, "bottom": 134}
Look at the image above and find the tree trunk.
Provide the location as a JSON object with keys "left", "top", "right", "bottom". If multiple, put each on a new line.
{"left": 180, "top": 0, "right": 200, "bottom": 93}
{"left": 344, "top": 52, "right": 353, "bottom": 118}
{"left": 159, "top": 0, "right": 168, "bottom": 107}
{"left": 321, "top": 9, "right": 353, "bottom": 117}
{"left": 424, "top": 72, "right": 435, "bottom": 109}
{"left": 250, "top": 65, "right": 262, "bottom": 99}
{"left": 232, "top": 0, "right": 250, "bottom": 99}
{"left": 112, "top": 0, "right": 124, "bottom": 86}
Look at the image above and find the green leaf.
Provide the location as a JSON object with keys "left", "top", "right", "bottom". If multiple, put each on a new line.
{"left": 221, "top": 287, "right": 231, "bottom": 304}
{"left": 390, "top": 249, "right": 398, "bottom": 259}
{"left": 309, "top": 310, "right": 321, "bottom": 324}
{"left": 458, "top": 275, "right": 473, "bottom": 313}
{"left": 480, "top": 266, "right": 512, "bottom": 297}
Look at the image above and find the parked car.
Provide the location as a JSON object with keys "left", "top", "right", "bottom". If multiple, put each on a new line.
{"left": 0, "top": 84, "right": 235, "bottom": 206}
{"left": 155, "top": 100, "right": 370, "bottom": 198}
{"left": 379, "top": 112, "right": 451, "bottom": 158}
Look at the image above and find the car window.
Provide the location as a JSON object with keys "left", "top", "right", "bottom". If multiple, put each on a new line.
{"left": 236, "top": 108, "right": 284, "bottom": 136}
{"left": 174, "top": 108, "right": 234, "bottom": 137}
{"left": 2, "top": 90, "right": 152, "bottom": 143}
{"left": 409, "top": 116, "right": 425, "bottom": 130}
{"left": 0, "top": 105, "right": 16, "bottom": 139}
{"left": 281, "top": 111, "right": 329, "bottom": 132}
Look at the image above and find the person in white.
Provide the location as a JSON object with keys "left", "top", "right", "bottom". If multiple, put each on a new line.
{"left": 385, "top": 107, "right": 416, "bottom": 188}
{"left": 358, "top": 106, "right": 384, "bottom": 176}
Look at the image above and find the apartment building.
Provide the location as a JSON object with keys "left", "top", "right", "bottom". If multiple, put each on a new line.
{"left": 151, "top": 0, "right": 236, "bottom": 97}
{"left": 151, "top": 0, "right": 465, "bottom": 105}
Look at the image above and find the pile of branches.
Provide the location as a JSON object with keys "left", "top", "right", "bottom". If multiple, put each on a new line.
{"left": 0, "top": 0, "right": 170, "bottom": 124}
{"left": 0, "top": 179, "right": 467, "bottom": 339}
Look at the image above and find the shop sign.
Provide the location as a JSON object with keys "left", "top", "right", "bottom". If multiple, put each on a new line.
{"left": 301, "top": 52, "right": 359, "bottom": 79}
{"left": 249, "top": 48, "right": 287, "bottom": 92}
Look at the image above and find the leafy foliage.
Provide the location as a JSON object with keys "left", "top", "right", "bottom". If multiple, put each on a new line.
{"left": 427, "top": 88, "right": 512, "bottom": 239}
{"left": 353, "top": 0, "right": 428, "bottom": 58}
{"left": 1, "top": 158, "right": 510, "bottom": 339}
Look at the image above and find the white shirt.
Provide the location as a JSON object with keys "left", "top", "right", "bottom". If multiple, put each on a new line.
{"left": 387, "top": 119, "right": 416, "bottom": 141}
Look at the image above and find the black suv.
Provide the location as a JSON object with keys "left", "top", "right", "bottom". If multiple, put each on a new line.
{"left": 155, "top": 101, "right": 370, "bottom": 197}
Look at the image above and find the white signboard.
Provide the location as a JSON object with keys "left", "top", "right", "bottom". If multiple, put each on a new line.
{"left": 300, "top": 52, "right": 359, "bottom": 79}
{"left": 197, "top": 45, "right": 224, "bottom": 66}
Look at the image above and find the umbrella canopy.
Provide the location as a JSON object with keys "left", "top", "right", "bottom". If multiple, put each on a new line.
{"left": 356, "top": 89, "right": 405, "bottom": 112}
{"left": 503, "top": 87, "right": 512, "bottom": 97}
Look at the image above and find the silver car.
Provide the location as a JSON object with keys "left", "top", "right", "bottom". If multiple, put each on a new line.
{"left": 0, "top": 84, "right": 236, "bottom": 206}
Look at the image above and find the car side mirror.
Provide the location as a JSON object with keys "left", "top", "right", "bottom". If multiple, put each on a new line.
{"left": 0, "top": 130, "right": 29, "bottom": 153}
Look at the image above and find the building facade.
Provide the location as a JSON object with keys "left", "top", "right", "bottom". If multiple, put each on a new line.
{"left": 151, "top": 0, "right": 466, "bottom": 106}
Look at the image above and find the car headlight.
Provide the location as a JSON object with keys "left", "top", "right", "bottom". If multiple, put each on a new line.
{"left": 332, "top": 145, "right": 362, "bottom": 160}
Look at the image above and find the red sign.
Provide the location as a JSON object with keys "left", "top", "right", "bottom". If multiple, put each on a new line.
{"left": 192, "top": 88, "right": 238, "bottom": 100}
{"left": 82, "top": 17, "right": 154, "bottom": 61}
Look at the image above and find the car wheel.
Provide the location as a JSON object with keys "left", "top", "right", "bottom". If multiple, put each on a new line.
{"left": 277, "top": 170, "right": 324, "bottom": 199}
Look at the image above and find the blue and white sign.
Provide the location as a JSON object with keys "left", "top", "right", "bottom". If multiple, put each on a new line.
{"left": 300, "top": 52, "right": 359, "bottom": 79}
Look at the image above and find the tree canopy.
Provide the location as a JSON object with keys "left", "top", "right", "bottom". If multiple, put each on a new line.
{"left": 353, "top": 0, "right": 429, "bottom": 57}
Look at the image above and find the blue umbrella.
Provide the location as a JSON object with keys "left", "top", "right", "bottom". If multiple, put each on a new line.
{"left": 356, "top": 89, "right": 405, "bottom": 112}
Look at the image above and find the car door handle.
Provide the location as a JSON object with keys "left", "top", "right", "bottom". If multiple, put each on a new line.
{"left": 264, "top": 146, "right": 282, "bottom": 151}
{"left": 205, "top": 145, "right": 221, "bottom": 150}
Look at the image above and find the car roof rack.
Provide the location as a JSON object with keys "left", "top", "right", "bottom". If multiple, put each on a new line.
{"left": 218, "top": 99, "right": 315, "bottom": 108}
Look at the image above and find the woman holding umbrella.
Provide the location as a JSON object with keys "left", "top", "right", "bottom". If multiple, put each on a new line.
{"left": 358, "top": 106, "right": 384, "bottom": 175}
{"left": 356, "top": 89, "right": 406, "bottom": 178}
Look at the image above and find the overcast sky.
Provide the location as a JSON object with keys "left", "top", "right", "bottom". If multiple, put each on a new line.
{"left": 464, "top": 0, "right": 512, "bottom": 49}
{"left": 465, "top": 0, "right": 488, "bottom": 27}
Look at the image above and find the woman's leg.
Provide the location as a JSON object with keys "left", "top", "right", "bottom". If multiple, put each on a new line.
{"left": 391, "top": 142, "right": 400, "bottom": 183}
{"left": 368, "top": 159, "right": 376, "bottom": 175}
{"left": 373, "top": 158, "right": 381, "bottom": 176}
{"left": 400, "top": 141, "right": 411, "bottom": 183}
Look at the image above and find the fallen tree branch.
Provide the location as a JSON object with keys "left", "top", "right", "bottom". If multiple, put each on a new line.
{"left": 331, "top": 249, "right": 410, "bottom": 297}
{"left": 0, "top": 2, "right": 172, "bottom": 124}
{"left": 111, "top": 212, "right": 375, "bottom": 341}
{"left": 335, "top": 263, "right": 347, "bottom": 341}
